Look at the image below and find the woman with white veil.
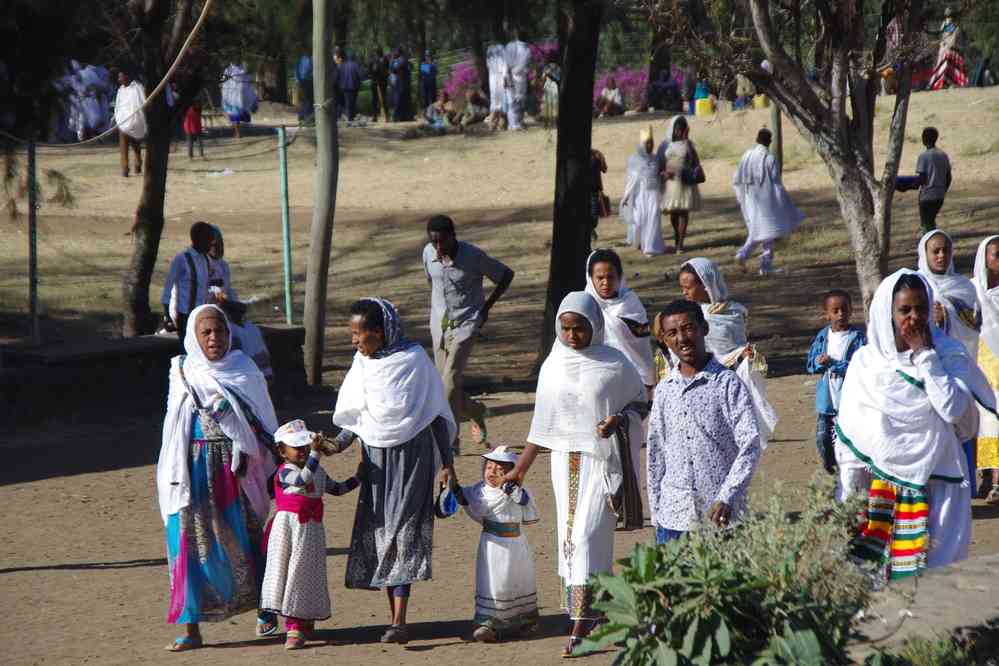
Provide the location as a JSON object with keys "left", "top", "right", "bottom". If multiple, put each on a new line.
{"left": 620, "top": 126, "right": 665, "bottom": 256}
{"left": 502, "top": 292, "right": 647, "bottom": 657}
{"left": 504, "top": 40, "right": 532, "bottom": 130}
{"left": 486, "top": 44, "right": 508, "bottom": 130}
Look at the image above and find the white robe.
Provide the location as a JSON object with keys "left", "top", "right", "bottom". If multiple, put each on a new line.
{"left": 504, "top": 41, "right": 531, "bottom": 129}
{"left": 486, "top": 44, "right": 508, "bottom": 114}
{"left": 114, "top": 81, "right": 147, "bottom": 140}
{"left": 733, "top": 144, "right": 804, "bottom": 243}
{"left": 460, "top": 481, "right": 539, "bottom": 630}
{"left": 620, "top": 147, "right": 665, "bottom": 256}
{"left": 917, "top": 229, "right": 980, "bottom": 358}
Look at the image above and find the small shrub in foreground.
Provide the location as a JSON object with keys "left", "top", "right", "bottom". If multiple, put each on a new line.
{"left": 578, "top": 475, "right": 870, "bottom": 664}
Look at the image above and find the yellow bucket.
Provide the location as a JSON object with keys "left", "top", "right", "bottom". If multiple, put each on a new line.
{"left": 753, "top": 94, "right": 770, "bottom": 109}
{"left": 695, "top": 98, "right": 715, "bottom": 117}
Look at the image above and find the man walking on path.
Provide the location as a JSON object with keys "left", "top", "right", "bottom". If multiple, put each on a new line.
{"left": 114, "top": 70, "right": 146, "bottom": 177}
{"left": 646, "top": 299, "right": 762, "bottom": 544}
{"left": 295, "top": 51, "right": 314, "bottom": 123}
{"left": 733, "top": 128, "right": 804, "bottom": 275}
{"left": 422, "top": 215, "right": 514, "bottom": 453}
{"left": 337, "top": 51, "right": 362, "bottom": 123}
{"left": 915, "top": 126, "right": 952, "bottom": 233}
{"left": 161, "top": 222, "right": 214, "bottom": 346}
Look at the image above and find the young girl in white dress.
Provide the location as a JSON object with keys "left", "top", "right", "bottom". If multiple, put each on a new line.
{"left": 454, "top": 445, "right": 539, "bottom": 643}
{"left": 260, "top": 420, "right": 361, "bottom": 650}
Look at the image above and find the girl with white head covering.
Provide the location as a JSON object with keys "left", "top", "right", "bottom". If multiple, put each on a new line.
{"left": 620, "top": 126, "right": 665, "bottom": 256}
{"left": 973, "top": 236, "right": 999, "bottom": 503}
{"left": 452, "top": 445, "right": 540, "bottom": 643}
{"left": 330, "top": 297, "right": 457, "bottom": 644}
{"left": 657, "top": 114, "right": 702, "bottom": 253}
{"left": 838, "top": 270, "right": 996, "bottom": 579}
{"left": 157, "top": 304, "right": 280, "bottom": 651}
{"left": 656, "top": 258, "right": 778, "bottom": 447}
{"left": 502, "top": 291, "right": 647, "bottom": 657}
{"left": 917, "top": 229, "right": 980, "bottom": 357}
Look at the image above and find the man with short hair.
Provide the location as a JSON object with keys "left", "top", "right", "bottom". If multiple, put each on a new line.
{"left": 915, "top": 126, "right": 952, "bottom": 233}
{"left": 647, "top": 299, "right": 762, "bottom": 544}
{"left": 161, "top": 222, "right": 214, "bottom": 345}
{"left": 733, "top": 127, "right": 805, "bottom": 275}
{"left": 422, "top": 215, "right": 514, "bottom": 453}
{"left": 337, "top": 50, "right": 362, "bottom": 122}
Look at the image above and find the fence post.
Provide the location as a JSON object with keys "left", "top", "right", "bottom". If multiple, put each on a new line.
{"left": 277, "top": 126, "right": 293, "bottom": 325}
{"left": 27, "top": 139, "right": 40, "bottom": 344}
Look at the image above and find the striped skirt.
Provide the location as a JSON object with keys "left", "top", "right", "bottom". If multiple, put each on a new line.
{"left": 851, "top": 478, "right": 929, "bottom": 580}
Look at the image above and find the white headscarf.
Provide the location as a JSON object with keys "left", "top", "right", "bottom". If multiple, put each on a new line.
{"left": 973, "top": 235, "right": 999, "bottom": 359}
{"left": 528, "top": 292, "right": 645, "bottom": 458}
{"left": 917, "top": 229, "right": 980, "bottom": 356}
{"left": 157, "top": 304, "right": 278, "bottom": 524}
{"left": 837, "top": 269, "right": 994, "bottom": 489}
{"left": 584, "top": 251, "right": 655, "bottom": 386}
{"left": 681, "top": 258, "right": 749, "bottom": 358}
{"left": 333, "top": 298, "right": 457, "bottom": 448}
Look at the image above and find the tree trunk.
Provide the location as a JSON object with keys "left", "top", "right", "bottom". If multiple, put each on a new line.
{"left": 644, "top": 28, "right": 671, "bottom": 111}
{"left": 273, "top": 51, "right": 289, "bottom": 104}
{"left": 469, "top": 22, "right": 489, "bottom": 99}
{"left": 303, "top": 0, "right": 340, "bottom": 386}
{"left": 333, "top": 0, "right": 350, "bottom": 49}
{"left": 537, "top": 0, "right": 602, "bottom": 363}
{"left": 122, "top": 0, "right": 194, "bottom": 337}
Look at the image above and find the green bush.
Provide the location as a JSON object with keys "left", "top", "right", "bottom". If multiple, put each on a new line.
{"left": 578, "top": 475, "right": 870, "bottom": 664}
{"left": 863, "top": 637, "right": 971, "bottom": 666}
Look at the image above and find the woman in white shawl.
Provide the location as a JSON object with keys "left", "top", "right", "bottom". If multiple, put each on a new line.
{"left": 221, "top": 63, "right": 258, "bottom": 138}
{"left": 657, "top": 115, "right": 702, "bottom": 253}
{"left": 502, "top": 291, "right": 647, "bottom": 657}
{"left": 330, "top": 298, "right": 457, "bottom": 644}
{"left": 838, "top": 270, "right": 995, "bottom": 580}
{"left": 157, "top": 304, "right": 280, "bottom": 651}
{"left": 917, "top": 229, "right": 980, "bottom": 357}
{"left": 486, "top": 44, "right": 508, "bottom": 130}
{"left": 656, "top": 258, "right": 777, "bottom": 446}
{"left": 620, "top": 127, "right": 665, "bottom": 256}
{"left": 504, "top": 40, "right": 531, "bottom": 130}
{"left": 973, "top": 236, "right": 999, "bottom": 503}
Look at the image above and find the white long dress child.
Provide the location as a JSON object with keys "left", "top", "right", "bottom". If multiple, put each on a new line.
{"left": 458, "top": 470, "right": 540, "bottom": 636}
{"left": 917, "top": 229, "right": 980, "bottom": 358}
{"left": 620, "top": 128, "right": 665, "bottom": 256}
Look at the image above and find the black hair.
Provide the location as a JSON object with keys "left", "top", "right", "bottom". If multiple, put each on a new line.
{"left": 190, "top": 221, "right": 213, "bottom": 244}
{"left": 823, "top": 289, "right": 852, "bottom": 308}
{"left": 922, "top": 126, "right": 939, "bottom": 146}
{"left": 756, "top": 128, "right": 772, "bottom": 146}
{"left": 678, "top": 263, "right": 703, "bottom": 283}
{"left": 660, "top": 298, "right": 707, "bottom": 328}
{"left": 349, "top": 299, "right": 385, "bottom": 332}
{"left": 427, "top": 214, "right": 455, "bottom": 235}
{"left": 587, "top": 249, "right": 623, "bottom": 278}
{"left": 892, "top": 273, "right": 928, "bottom": 299}
{"left": 671, "top": 115, "right": 688, "bottom": 141}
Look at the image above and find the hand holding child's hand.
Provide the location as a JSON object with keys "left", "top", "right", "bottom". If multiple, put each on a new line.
{"left": 816, "top": 353, "right": 830, "bottom": 366}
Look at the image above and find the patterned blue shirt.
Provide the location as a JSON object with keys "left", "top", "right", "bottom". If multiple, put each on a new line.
{"left": 646, "top": 356, "right": 761, "bottom": 531}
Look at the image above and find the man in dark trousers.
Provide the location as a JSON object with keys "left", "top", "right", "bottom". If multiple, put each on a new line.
{"left": 161, "top": 222, "right": 214, "bottom": 346}
{"left": 337, "top": 50, "right": 363, "bottom": 123}
{"left": 915, "top": 126, "right": 952, "bottom": 233}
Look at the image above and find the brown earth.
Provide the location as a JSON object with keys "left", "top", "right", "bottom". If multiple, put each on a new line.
{"left": 2, "top": 86, "right": 999, "bottom": 664}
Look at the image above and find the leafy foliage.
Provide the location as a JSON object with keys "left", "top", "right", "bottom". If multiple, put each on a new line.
{"left": 577, "top": 475, "right": 871, "bottom": 664}
{"left": 863, "top": 637, "right": 971, "bottom": 666}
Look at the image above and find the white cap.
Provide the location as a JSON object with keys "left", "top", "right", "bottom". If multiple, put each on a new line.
{"left": 274, "top": 419, "right": 315, "bottom": 448}
{"left": 482, "top": 445, "right": 519, "bottom": 465}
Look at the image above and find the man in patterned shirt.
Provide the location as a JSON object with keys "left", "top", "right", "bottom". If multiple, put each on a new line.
{"left": 647, "top": 299, "right": 762, "bottom": 544}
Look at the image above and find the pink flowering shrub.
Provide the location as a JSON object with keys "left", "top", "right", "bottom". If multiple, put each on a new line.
{"left": 594, "top": 66, "right": 648, "bottom": 109}
{"left": 442, "top": 57, "right": 480, "bottom": 101}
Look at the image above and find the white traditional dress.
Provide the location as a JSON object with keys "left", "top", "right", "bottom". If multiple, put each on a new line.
{"left": 974, "top": 236, "right": 999, "bottom": 473}
{"left": 733, "top": 143, "right": 804, "bottom": 271}
{"left": 675, "top": 258, "right": 778, "bottom": 448}
{"left": 261, "top": 454, "right": 358, "bottom": 622}
{"left": 660, "top": 116, "right": 701, "bottom": 212}
{"left": 486, "top": 44, "right": 508, "bottom": 115}
{"left": 620, "top": 132, "right": 665, "bottom": 256}
{"left": 838, "top": 269, "right": 995, "bottom": 578}
{"left": 529, "top": 292, "right": 647, "bottom": 620}
{"left": 222, "top": 63, "right": 258, "bottom": 123}
{"left": 917, "top": 229, "right": 980, "bottom": 358}
{"left": 504, "top": 40, "right": 531, "bottom": 130}
{"left": 458, "top": 480, "right": 539, "bottom": 635}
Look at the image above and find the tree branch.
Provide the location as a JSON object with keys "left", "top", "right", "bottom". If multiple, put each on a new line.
{"left": 167, "top": 0, "right": 195, "bottom": 62}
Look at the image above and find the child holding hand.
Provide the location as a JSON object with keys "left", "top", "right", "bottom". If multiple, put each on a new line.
{"left": 806, "top": 290, "right": 867, "bottom": 480}
{"left": 453, "top": 446, "right": 539, "bottom": 643}
{"left": 260, "top": 420, "right": 362, "bottom": 650}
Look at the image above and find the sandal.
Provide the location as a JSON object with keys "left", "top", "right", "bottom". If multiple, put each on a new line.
{"left": 284, "top": 630, "right": 306, "bottom": 650}
{"left": 561, "top": 635, "right": 584, "bottom": 658}
{"left": 380, "top": 624, "right": 409, "bottom": 644}
{"left": 986, "top": 485, "right": 999, "bottom": 506}
{"left": 256, "top": 612, "right": 278, "bottom": 637}
{"left": 165, "top": 635, "right": 203, "bottom": 652}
